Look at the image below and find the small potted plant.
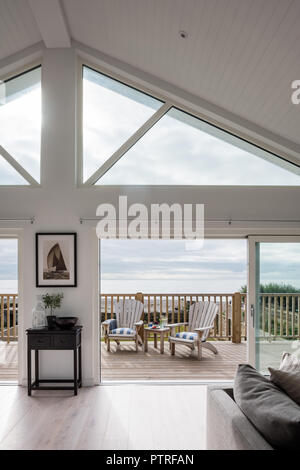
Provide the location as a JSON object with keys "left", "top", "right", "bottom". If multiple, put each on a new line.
{"left": 42, "top": 293, "right": 64, "bottom": 329}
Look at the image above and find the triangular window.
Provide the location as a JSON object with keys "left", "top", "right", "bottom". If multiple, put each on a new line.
{"left": 82, "top": 65, "right": 164, "bottom": 182}
{"left": 0, "top": 66, "right": 41, "bottom": 185}
{"left": 95, "top": 107, "right": 300, "bottom": 185}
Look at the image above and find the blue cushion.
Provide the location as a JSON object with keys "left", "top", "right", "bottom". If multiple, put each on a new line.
{"left": 175, "top": 331, "right": 198, "bottom": 340}
{"left": 111, "top": 328, "right": 135, "bottom": 335}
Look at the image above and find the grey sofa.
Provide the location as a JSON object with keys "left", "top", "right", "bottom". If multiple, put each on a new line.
{"left": 207, "top": 386, "right": 273, "bottom": 450}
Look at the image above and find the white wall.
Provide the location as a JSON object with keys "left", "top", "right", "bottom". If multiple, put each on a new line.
{"left": 0, "top": 47, "right": 299, "bottom": 385}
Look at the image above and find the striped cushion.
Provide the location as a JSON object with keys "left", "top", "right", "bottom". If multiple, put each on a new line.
{"left": 111, "top": 328, "right": 135, "bottom": 335}
{"left": 175, "top": 331, "right": 198, "bottom": 341}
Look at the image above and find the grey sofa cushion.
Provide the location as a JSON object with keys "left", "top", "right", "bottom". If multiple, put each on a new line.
{"left": 269, "top": 352, "right": 300, "bottom": 406}
{"left": 269, "top": 368, "right": 300, "bottom": 406}
{"left": 234, "top": 364, "right": 300, "bottom": 449}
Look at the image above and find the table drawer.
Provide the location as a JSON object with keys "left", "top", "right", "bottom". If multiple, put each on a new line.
{"left": 28, "top": 335, "right": 52, "bottom": 349}
{"left": 53, "top": 335, "right": 76, "bottom": 349}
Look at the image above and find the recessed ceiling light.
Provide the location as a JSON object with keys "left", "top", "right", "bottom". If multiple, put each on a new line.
{"left": 179, "top": 31, "right": 188, "bottom": 39}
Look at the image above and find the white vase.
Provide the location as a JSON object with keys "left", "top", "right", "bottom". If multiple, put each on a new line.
{"left": 32, "top": 295, "right": 46, "bottom": 329}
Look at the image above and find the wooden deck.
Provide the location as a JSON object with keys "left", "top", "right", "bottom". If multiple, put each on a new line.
{"left": 101, "top": 340, "right": 247, "bottom": 381}
{"left": 0, "top": 341, "right": 18, "bottom": 381}
{"left": 0, "top": 340, "right": 247, "bottom": 382}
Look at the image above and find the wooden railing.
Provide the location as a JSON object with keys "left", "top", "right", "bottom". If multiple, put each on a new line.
{"left": 259, "top": 293, "right": 300, "bottom": 339}
{"left": 0, "top": 294, "right": 18, "bottom": 343}
{"left": 100, "top": 292, "right": 247, "bottom": 343}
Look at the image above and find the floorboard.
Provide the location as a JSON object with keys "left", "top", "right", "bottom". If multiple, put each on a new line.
{"left": 0, "top": 385, "right": 207, "bottom": 450}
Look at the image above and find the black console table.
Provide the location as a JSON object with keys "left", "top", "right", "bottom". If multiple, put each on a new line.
{"left": 26, "top": 326, "right": 82, "bottom": 396}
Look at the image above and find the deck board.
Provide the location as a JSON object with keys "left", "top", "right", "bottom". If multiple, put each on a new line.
{"left": 101, "top": 340, "right": 246, "bottom": 381}
{"left": 0, "top": 340, "right": 247, "bottom": 382}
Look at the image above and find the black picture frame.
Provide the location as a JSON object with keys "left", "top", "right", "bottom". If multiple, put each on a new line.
{"left": 36, "top": 233, "right": 77, "bottom": 287}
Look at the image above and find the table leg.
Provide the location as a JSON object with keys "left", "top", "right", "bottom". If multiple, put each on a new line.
{"left": 74, "top": 349, "right": 78, "bottom": 396}
{"left": 160, "top": 332, "right": 164, "bottom": 354}
{"left": 144, "top": 330, "right": 148, "bottom": 352}
{"left": 35, "top": 350, "right": 39, "bottom": 384}
{"left": 27, "top": 348, "right": 31, "bottom": 396}
{"left": 78, "top": 345, "right": 82, "bottom": 387}
{"left": 154, "top": 333, "right": 157, "bottom": 349}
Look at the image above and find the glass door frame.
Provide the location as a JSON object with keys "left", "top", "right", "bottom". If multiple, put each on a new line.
{"left": 248, "top": 235, "right": 300, "bottom": 369}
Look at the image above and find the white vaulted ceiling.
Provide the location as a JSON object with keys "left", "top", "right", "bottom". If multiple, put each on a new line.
{"left": 62, "top": 0, "right": 300, "bottom": 148}
{"left": 1, "top": 0, "right": 300, "bottom": 153}
{"left": 0, "top": 0, "right": 41, "bottom": 59}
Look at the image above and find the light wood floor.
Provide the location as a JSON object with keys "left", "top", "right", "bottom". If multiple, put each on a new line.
{"left": 0, "top": 384, "right": 207, "bottom": 450}
{"left": 101, "top": 340, "right": 246, "bottom": 381}
{"left": 0, "top": 342, "right": 18, "bottom": 381}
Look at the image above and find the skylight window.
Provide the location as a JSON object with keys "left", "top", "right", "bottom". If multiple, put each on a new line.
{"left": 0, "top": 66, "right": 41, "bottom": 185}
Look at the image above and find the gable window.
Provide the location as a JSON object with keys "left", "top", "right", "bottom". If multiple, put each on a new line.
{"left": 0, "top": 66, "right": 41, "bottom": 186}
{"left": 81, "top": 64, "right": 300, "bottom": 186}
{"left": 82, "top": 65, "right": 164, "bottom": 183}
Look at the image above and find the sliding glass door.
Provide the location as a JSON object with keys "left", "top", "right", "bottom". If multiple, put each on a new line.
{"left": 248, "top": 237, "right": 300, "bottom": 374}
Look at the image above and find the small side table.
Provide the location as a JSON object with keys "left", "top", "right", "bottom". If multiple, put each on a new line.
{"left": 26, "top": 326, "right": 82, "bottom": 396}
{"left": 144, "top": 327, "right": 169, "bottom": 354}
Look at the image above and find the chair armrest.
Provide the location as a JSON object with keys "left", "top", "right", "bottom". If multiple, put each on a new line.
{"left": 102, "top": 319, "right": 115, "bottom": 325}
{"left": 102, "top": 318, "right": 117, "bottom": 333}
{"left": 194, "top": 325, "right": 214, "bottom": 332}
{"left": 134, "top": 320, "right": 144, "bottom": 334}
{"left": 167, "top": 322, "right": 188, "bottom": 337}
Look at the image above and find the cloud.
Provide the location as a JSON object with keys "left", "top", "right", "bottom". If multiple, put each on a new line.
{"left": 0, "top": 239, "right": 18, "bottom": 280}
{"left": 101, "top": 239, "right": 248, "bottom": 289}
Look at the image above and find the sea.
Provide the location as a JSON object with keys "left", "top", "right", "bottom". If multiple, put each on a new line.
{"left": 100, "top": 278, "right": 245, "bottom": 294}
{"left": 0, "top": 280, "right": 18, "bottom": 294}
{"left": 0, "top": 278, "right": 245, "bottom": 295}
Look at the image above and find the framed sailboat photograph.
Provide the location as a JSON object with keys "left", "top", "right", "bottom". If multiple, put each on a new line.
{"left": 36, "top": 233, "right": 77, "bottom": 287}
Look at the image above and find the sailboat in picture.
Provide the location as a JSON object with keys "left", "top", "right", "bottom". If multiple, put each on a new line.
{"left": 43, "top": 243, "right": 70, "bottom": 280}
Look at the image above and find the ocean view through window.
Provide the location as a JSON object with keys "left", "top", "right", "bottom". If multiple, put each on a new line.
{"left": 100, "top": 239, "right": 247, "bottom": 294}
{"left": 0, "top": 239, "right": 18, "bottom": 293}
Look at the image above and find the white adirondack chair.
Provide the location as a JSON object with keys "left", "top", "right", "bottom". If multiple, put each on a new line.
{"left": 102, "top": 299, "right": 144, "bottom": 352}
{"left": 168, "top": 301, "right": 219, "bottom": 360}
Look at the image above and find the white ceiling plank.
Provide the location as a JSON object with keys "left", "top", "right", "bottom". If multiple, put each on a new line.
{"left": 28, "top": 0, "right": 71, "bottom": 48}
{"left": 0, "top": 0, "right": 42, "bottom": 60}
{"left": 63, "top": 0, "right": 300, "bottom": 147}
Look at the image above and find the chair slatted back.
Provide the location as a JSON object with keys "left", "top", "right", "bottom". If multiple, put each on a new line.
{"left": 115, "top": 299, "right": 144, "bottom": 329}
{"left": 188, "top": 301, "right": 219, "bottom": 341}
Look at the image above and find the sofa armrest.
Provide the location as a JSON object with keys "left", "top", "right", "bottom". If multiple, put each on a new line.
{"left": 207, "top": 387, "right": 273, "bottom": 450}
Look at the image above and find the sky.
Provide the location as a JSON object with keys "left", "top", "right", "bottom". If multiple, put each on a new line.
{"left": 101, "top": 238, "right": 248, "bottom": 294}
{"left": 0, "top": 67, "right": 41, "bottom": 184}
{"left": 1, "top": 65, "right": 300, "bottom": 186}
{"left": 0, "top": 239, "right": 18, "bottom": 293}
{"left": 0, "top": 238, "right": 299, "bottom": 295}
{"left": 83, "top": 66, "right": 300, "bottom": 186}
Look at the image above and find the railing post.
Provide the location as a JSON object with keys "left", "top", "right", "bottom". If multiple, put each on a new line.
{"left": 135, "top": 292, "right": 144, "bottom": 342}
{"left": 232, "top": 292, "right": 241, "bottom": 344}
